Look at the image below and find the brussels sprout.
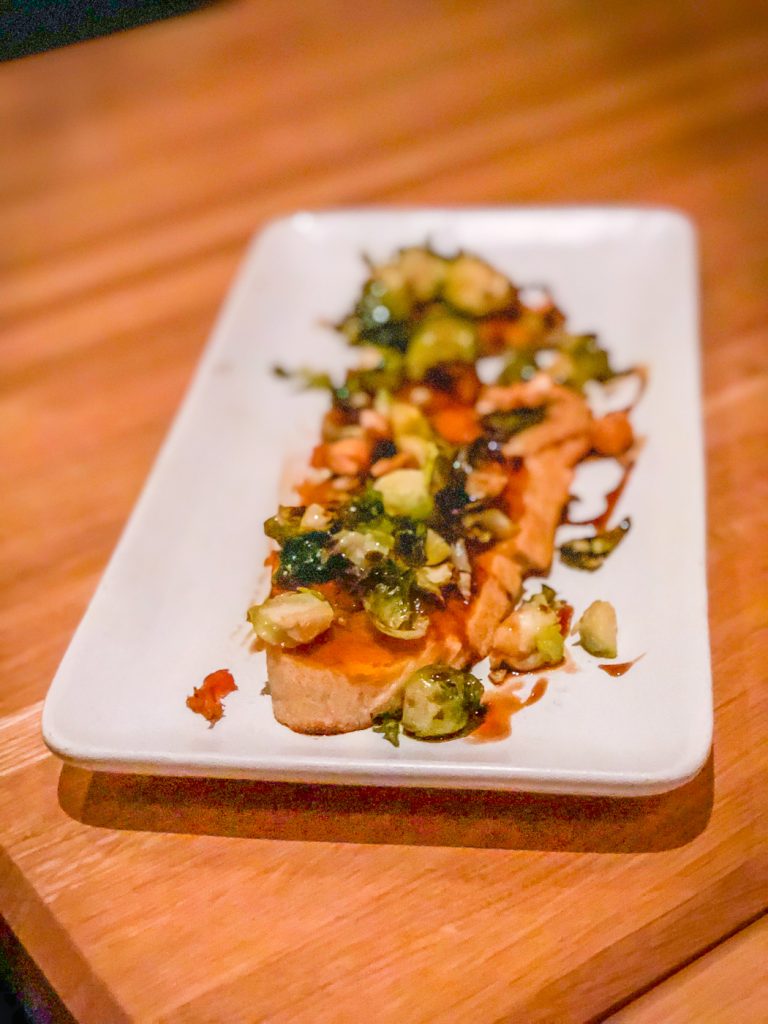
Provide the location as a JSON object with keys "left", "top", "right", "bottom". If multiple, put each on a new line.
{"left": 398, "top": 436, "right": 439, "bottom": 474}
{"left": 264, "top": 505, "right": 306, "bottom": 544}
{"left": 559, "top": 519, "right": 631, "bottom": 571}
{"left": 549, "top": 334, "right": 616, "bottom": 390}
{"left": 415, "top": 561, "right": 454, "bottom": 596}
{"left": 336, "top": 488, "right": 386, "bottom": 529}
{"left": 396, "top": 247, "right": 447, "bottom": 302}
{"left": 405, "top": 315, "right": 477, "bottom": 381}
{"left": 574, "top": 600, "right": 618, "bottom": 658}
{"left": 497, "top": 347, "right": 539, "bottom": 384}
{"left": 401, "top": 664, "right": 485, "bottom": 738}
{"left": 339, "top": 270, "right": 412, "bottom": 351}
{"left": 461, "top": 508, "right": 515, "bottom": 544}
{"left": 425, "top": 528, "right": 452, "bottom": 565}
{"left": 392, "top": 518, "right": 427, "bottom": 566}
{"left": 345, "top": 347, "right": 405, "bottom": 396}
{"left": 247, "top": 590, "right": 334, "bottom": 648}
{"left": 481, "top": 405, "right": 547, "bottom": 440}
{"left": 443, "top": 255, "right": 515, "bottom": 316}
{"left": 491, "top": 587, "right": 568, "bottom": 672}
{"left": 362, "top": 562, "right": 427, "bottom": 639}
{"left": 333, "top": 528, "right": 393, "bottom": 568}
{"left": 300, "top": 503, "right": 331, "bottom": 531}
{"left": 275, "top": 531, "right": 346, "bottom": 586}
{"left": 389, "top": 401, "right": 433, "bottom": 441}
{"left": 273, "top": 365, "right": 335, "bottom": 391}
{"left": 373, "top": 468, "right": 434, "bottom": 520}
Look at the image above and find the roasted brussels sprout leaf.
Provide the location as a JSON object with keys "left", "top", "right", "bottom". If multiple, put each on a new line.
{"left": 405, "top": 315, "right": 477, "bottom": 380}
{"left": 490, "top": 587, "right": 569, "bottom": 673}
{"left": 481, "top": 404, "right": 547, "bottom": 440}
{"left": 401, "top": 664, "right": 485, "bottom": 738}
{"left": 559, "top": 518, "right": 631, "bottom": 571}
{"left": 340, "top": 276, "right": 412, "bottom": 351}
{"left": 498, "top": 347, "right": 539, "bottom": 384}
{"left": 337, "top": 487, "right": 386, "bottom": 529}
{"left": 346, "top": 347, "right": 405, "bottom": 395}
{"left": 393, "top": 518, "right": 427, "bottom": 566}
{"left": 272, "top": 365, "right": 335, "bottom": 391}
{"left": 264, "top": 505, "right": 306, "bottom": 544}
{"left": 372, "top": 711, "right": 402, "bottom": 747}
{"left": 549, "top": 334, "right": 616, "bottom": 390}
{"left": 373, "top": 468, "right": 434, "bottom": 520}
{"left": 247, "top": 590, "right": 334, "bottom": 648}
{"left": 275, "top": 531, "right": 346, "bottom": 586}
{"left": 362, "top": 561, "right": 427, "bottom": 639}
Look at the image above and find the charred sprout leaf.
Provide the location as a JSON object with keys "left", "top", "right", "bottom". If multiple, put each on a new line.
{"left": 393, "top": 518, "right": 427, "bottom": 566}
{"left": 339, "top": 275, "right": 412, "bottom": 352}
{"left": 559, "top": 518, "right": 631, "bottom": 571}
{"left": 401, "top": 664, "right": 485, "bottom": 738}
{"left": 275, "top": 531, "right": 346, "bottom": 586}
{"left": 462, "top": 508, "right": 515, "bottom": 545}
{"left": 433, "top": 474, "right": 472, "bottom": 536}
{"left": 550, "top": 334, "right": 616, "bottom": 390}
{"left": 337, "top": 488, "right": 386, "bottom": 529}
{"left": 404, "top": 315, "right": 477, "bottom": 380}
{"left": 442, "top": 255, "right": 516, "bottom": 317}
{"left": 481, "top": 405, "right": 547, "bottom": 440}
{"left": 497, "top": 347, "right": 539, "bottom": 384}
{"left": 362, "top": 561, "right": 427, "bottom": 639}
{"left": 372, "top": 711, "right": 402, "bottom": 747}
{"left": 346, "top": 348, "right": 405, "bottom": 395}
{"left": 264, "top": 505, "right": 306, "bottom": 544}
{"left": 333, "top": 528, "right": 393, "bottom": 569}
{"left": 273, "top": 365, "right": 335, "bottom": 391}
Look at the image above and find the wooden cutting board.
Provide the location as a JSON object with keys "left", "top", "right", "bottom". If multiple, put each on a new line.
{"left": 1, "top": 1, "right": 766, "bottom": 1021}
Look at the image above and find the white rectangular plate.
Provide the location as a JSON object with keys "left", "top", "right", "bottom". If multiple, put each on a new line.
{"left": 42, "top": 207, "right": 712, "bottom": 795}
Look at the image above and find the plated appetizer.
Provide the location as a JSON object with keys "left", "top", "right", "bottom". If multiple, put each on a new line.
{"left": 247, "top": 246, "right": 640, "bottom": 743}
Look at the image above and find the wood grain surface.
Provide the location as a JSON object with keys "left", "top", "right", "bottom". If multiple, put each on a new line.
{"left": 1, "top": 1, "right": 767, "bottom": 1021}
{"left": 608, "top": 917, "right": 768, "bottom": 1024}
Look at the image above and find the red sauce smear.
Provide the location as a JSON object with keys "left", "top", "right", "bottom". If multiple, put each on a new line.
{"left": 566, "top": 460, "right": 635, "bottom": 532}
{"left": 470, "top": 677, "right": 549, "bottom": 743}
{"left": 186, "top": 669, "right": 237, "bottom": 726}
{"left": 599, "top": 654, "right": 645, "bottom": 677}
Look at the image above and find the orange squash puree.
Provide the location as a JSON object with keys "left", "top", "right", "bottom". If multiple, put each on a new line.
{"left": 290, "top": 600, "right": 468, "bottom": 676}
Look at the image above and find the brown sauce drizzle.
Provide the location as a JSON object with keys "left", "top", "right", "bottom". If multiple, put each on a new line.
{"left": 598, "top": 654, "right": 644, "bottom": 677}
{"left": 565, "top": 460, "right": 635, "bottom": 532}
{"left": 470, "top": 677, "right": 549, "bottom": 743}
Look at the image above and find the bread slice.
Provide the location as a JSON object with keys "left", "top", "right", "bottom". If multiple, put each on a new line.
{"left": 267, "top": 607, "right": 468, "bottom": 734}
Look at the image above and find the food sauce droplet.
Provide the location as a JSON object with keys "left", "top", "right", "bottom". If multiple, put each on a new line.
{"left": 471, "top": 677, "right": 549, "bottom": 743}
{"left": 598, "top": 654, "right": 645, "bottom": 677}
{"left": 186, "top": 669, "right": 237, "bottom": 726}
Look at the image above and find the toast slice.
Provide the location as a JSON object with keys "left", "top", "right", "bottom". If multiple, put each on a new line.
{"left": 267, "top": 607, "right": 468, "bottom": 734}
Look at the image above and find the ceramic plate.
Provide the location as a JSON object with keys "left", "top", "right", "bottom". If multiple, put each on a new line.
{"left": 42, "top": 207, "right": 712, "bottom": 794}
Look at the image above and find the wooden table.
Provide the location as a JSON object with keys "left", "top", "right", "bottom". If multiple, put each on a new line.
{"left": 2, "top": 2, "right": 766, "bottom": 1021}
